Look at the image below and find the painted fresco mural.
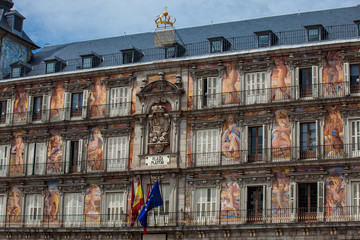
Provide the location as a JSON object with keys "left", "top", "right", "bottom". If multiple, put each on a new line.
{"left": 9, "top": 133, "right": 25, "bottom": 175}
{"left": 221, "top": 173, "right": 240, "bottom": 221}
{"left": 13, "top": 88, "right": 27, "bottom": 124}
{"left": 271, "top": 110, "right": 291, "bottom": 161}
{"left": 47, "top": 134, "right": 63, "bottom": 174}
{"left": 322, "top": 51, "right": 343, "bottom": 97}
{"left": 324, "top": 106, "right": 344, "bottom": 157}
{"left": 89, "top": 77, "right": 106, "bottom": 118}
{"left": 222, "top": 114, "right": 241, "bottom": 164}
{"left": 272, "top": 169, "right": 290, "bottom": 218}
{"left": 271, "top": 58, "right": 291, "bottom": 101}
{"left": 84, "top": 183, "right": 101, "bottom": 223}
{"left": 326, "top": 168, "right": 345, "bottom": 217}
{"left": 50, "top": 83, "right": 65, "bottom": 121}
{"left": 6, "top": 186, "right": 21, "bottom": 224}
{"left": 0, "top": 37, "right": 29, "bottom": 74}
{"left": 222, "top": 62, "right": 240, "bottom": 105}
{"left": 87, "top": 127, "right": 104, "bottom": 171}
{"left": 44, "top": 183, "right": 60, "bottom": 224}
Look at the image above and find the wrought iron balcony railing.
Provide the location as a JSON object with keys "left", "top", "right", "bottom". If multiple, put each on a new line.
{"left": 1, "top": 24, "right": 359, "bottom": 79}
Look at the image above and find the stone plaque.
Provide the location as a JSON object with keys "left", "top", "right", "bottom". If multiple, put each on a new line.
{"left": 145, "top": 155, "right": 170, "bottom": 166}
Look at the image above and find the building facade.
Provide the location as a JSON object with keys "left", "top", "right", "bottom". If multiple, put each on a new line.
{"left": 0, "top": 2, "right": 359, "bottom": 239}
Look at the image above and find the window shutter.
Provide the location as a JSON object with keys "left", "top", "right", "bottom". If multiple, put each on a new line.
{"left": 295, "top": 68, "right": 300, "bottom": 100}
{"left": 107, "top": 137, "right": 114, "bottom": 170}
{"left": 119, "top": 87, "right": 125, "bottom": 116}
{"left": 196, "top": 78, "right": 203, "bottom": 109}
{"left": 119, "top": 136, "right": 128, "bottom": 170}
{"left": 78, "top": 139, "right": 83, "bottom": 172}
{"left": 317, "top": 181, "right": 324, "bottom": 221}
{"left": 5, "top": 99, "right": 12, "bottom": 125}
{"left": 289, "top": 182, "right": 297, "bottom": 221}
{"left": 262, "top": 186, "right": 267, "bottom": 219}
{"left": 207, "top": 77, "right": 218, "bottom": 107}
{"left": 65, "top": 140, "right": 71, "bottom": 173}
{"left": 63, "top": 92, "right": 71, "bottom": 120}
{"left": 265, "top": 71, "right": 271, "bottom": 103}
{"left": 0, "top": 195, "right": 5, "bottom": 223}
{"left": 124, "top": 87, "right": 130, "bottom": 115}
{"left": 315, "top": 120, "right": 320, "bottom": 158}
{"left": 82, "top": 90, "right": 89, "bottom": 119}
{"left": 343, "top": 62, "right": 350, "bottom": 95}
{"left": 0, "top": 146, "right": 7, "bottom": 177}
{"left": 35, "top": 143, "right": 46, "bottom": 175}
{"left": 41, "top": 95, "right": 50, "bottom": 122}
{"left": 353, "top": 183, "right": 360, "bottom": 220}
{"left": 110, "top": 88, "right": 116, "bottom": 117}
{"left": 351, "top": 120, "right": 360, "bottom": 157}
{"left": 312, "top": 66, "right": 319, "bottom": 98}
{"left": 296, "top": 122, "right": 300, "bottom": 160}
{"left": 27, "top": 143, "right": 35, "bottom": 176}
{"left": 27, "top": 95, "right": 33, "bottom": 123}
{"left": 262, "top": 124, "right": 268, "bottom": 162}
{"left": 243, "top": 126, "right": 248, "bottom": 162}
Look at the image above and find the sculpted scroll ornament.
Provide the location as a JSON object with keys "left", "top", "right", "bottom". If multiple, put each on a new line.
{"left": 148, "top": 105, "right": 170, "bottom": 153}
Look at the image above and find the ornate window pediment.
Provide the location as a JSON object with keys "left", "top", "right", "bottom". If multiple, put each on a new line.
{"left": 0, "top": 89, "right": 15, "bottom": 100}
{"left": 289, "top": 109, "right": 326, "bottom": 122}
{"left": 189, "top": 65, "right": 224, "bottom": 78}
{"left": 238, "top": 59, "right": 274, "bottom": 73}
{"left": 23, "top": 185, "right": 46, "bottom": 193}
{"left": 340, "top": 51, "right": 360, "bottom": 63}
{"left": 101, "top": 126, "right": 132, "bottom": 138}
{"left": 26, "top": 85, "right": 53, "bottom": 96}
{"left": 22, "top": 132, "right": 51, "bottom": 143}
{"left": 65, "top": 79, "right": 91, "bottom": 92}
{"left": 240, "top": 113, "right": 273, "bottom": 125}
{"left": 0, "top": 134, "right": 13, "bottom": 145}
{"left": 189, "top": 118, "right": 223, "bottom": 130}
{"left": 61, "top": 129, "right": 89, "bottom": 141}
{"left": 238, "top": 174, "right": 274, "bottom": 187}
{"left": 103, "top": 75, "right": 135, "bottom": 89}
{"left": 288, "top": 54, "right": 324, "bottom": 68}
{"left": 102, "top": 181, "right": 129, "bottom": 191}
{"left": 287, "top": 170, "right": 327, "bottom": 182}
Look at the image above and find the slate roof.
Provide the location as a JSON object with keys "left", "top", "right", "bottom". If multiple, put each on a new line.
{"left": 16, "top": 6, "right": 360, "bottom": 76}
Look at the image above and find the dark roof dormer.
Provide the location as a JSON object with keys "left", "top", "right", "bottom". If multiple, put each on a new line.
{"left": 304, "top": 24, "right": 327, "bottom": 41}
{"left": 121, "top": 48, "right": 143, "bottom": 64}
{"left": 4, "top": 10, "right": 25, "bottom": 35}
{"left": 79, "top": 52, "right": 102, "bottom": 69}
{"left": 254, "top": 30, "right": 278, "bottom": 47}
{"left": 10, "top": 60, "right": 31, "bottom": 78}
{"left": 164, "top": 42, "right": 185, "bottom": 59}
{"left": 44, "top": 56, "right": 66, "bottom": 74}
{"left": 208, "top": 37, "right": 231, "bottom": 53}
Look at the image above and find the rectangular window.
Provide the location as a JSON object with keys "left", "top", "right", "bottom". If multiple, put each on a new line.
{"left": 106, "top": 192, "right": 125, "bottom": 224}
{"left": 352, "top": 182, "right": 360, "bottom": 218}
{"left": 350, "top": 64, "right": 360, "bottom": 93}
{"left": 70, "top": 141, "right": 80, "bottom": 173}
{"left": 109, "top": 87, "right": 130, "bottom": 117}
{"left": 123, "top": 52, "right": 133, "bottom": 64}
{"left": 308, "top": 28, "right": 320, "bottom": 41}
{"left": 165, "top": 46, "right": 176, "bottom": 59}
{"left": 0, "top": 195, "right": 5, "bottom": 223}
{"left": 300, "top": 122, "right": 316, "bottom": 159}
{"left": 12, "top": 67, "right": 21, "bottom": 78}
{"left": 298, "top": 183, "right": 317, "bottom": 222}
{"left": 0, "top": 101, "right": 7, "bottom": 124}
{"left": 210, "top": 40, "right": 222, "bottom": 53}
{"left": 351, "top": 120, "right": 360, "bottom": 157}
{"left": 299, "top": 68, "right": 313, "bottom": 97}
{"left": 27, "top": 142, "right": 46, "bottom": 176}
{"left": 82, "top": 57, "right": 92, "bottom": 69}
{"left": 32, "top": 96, "right": 42, "bottom": 121}
{"left": 71, "top": 92, "right": 83, "bottom": 117}
{"left": 107, "top": 136, "right": 128, "bottom": 172}
{"left": 247, "top": 187, "right": 264, "bottom": 223}
{"left": 148, "top": 184, "right": 170, "bottom": 226}
{"left": 13, "top": 16, "right": 23, "bottom": 32}
{"left": 195, "top": 129, "right": 220, "bottom": 166}
{"left": 195, "top": 188, "right": 217, "bottom": 223}
{"left": 258, "top": 34, "right": 270, "bottom": 47}
{"left": 0, "top": 145, "right": 8, "bottom": 177}
{"left": 245, "top": 72, "right": 267, "bottom": 104}
{"left": 248, "top": 126, "right": 263, "bottom": 162}
{"left": 196, "top": 77, "right": 221, "bottom": 109}
{"left": 46, "top": 62, "right": 55, "bottom": 74}
{"left": 25, "top": 194, "right": 42, "bottom": 226}
{"left": 64, "top": 193, "right": 83, "bottom": 227}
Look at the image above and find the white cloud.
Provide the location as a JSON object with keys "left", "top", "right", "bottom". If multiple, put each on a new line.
{"left": 13, "top": 0, "right": 360, "bottom": 47}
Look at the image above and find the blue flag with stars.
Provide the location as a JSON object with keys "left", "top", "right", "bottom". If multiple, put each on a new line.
{"left": 138, "top": 180, "right": 163, "bottom": 229}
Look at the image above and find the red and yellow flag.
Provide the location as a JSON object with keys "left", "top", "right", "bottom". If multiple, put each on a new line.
{"left": 132, "top": 179, "right": 144, "bottom": 214}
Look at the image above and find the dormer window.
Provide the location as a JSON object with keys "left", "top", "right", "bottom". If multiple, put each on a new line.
{"left": 121, "top": 49, "right": 143, "bottom": 64}
{"left": 4, "top": 10, "right": 25, "bottom": 34}
{"left": 14, "top": 15, "right": 23, "bottom": 33}
{"left": 255, "top": 30, "right": 277, "bottom": 47}
{"left": 165, "top": 43, "right": 185, "bottom": 59}
{"left": 44, "top": 57, "right": 66, "bottom": 74}
{"left": 355, "top": 20, "right": 360, "bottom": 36}
{"left": 10, "top": 61, "right": 31, "bottom": 78}
{"left": 208, "top": 37, "right": 231, "bottom": 53}
{"left": 80, "top": 52, "right": 102, "bottom": 69}
{"left": 304, "top": 25, "right": 326, "bottom": 42}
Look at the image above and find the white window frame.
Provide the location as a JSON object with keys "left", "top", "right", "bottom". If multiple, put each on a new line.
{"left": 350, "top": 181, "right": 360, "bottom": 221}
{"left": 244, "top": 71, "right": 270, "bottom": 104}
{"left": 63, "top": 90, "right": 89, "bottom": 120}
{"left": 27, "top": 94, "right": 51, "bottom": 123}
{"left": 106, "top": 136, "right": 129, "bottom": 172}
{"left": 109, "top": 86, "right": 131, "bottom": 117}
{"left": 195, "top": 76, "right": 222, "bottom": 109}
{"left": 0, "top": 195, "right": 6, "bottom": 225}
{"left": 343, "top": 62, "right": 360, "bottom": 96}
{"left": 243, "top": 124, "right": 270, "bottom": 163}
{"left": 241, "top": 184, "right": 269, "bottom": 223}
{"left": 27, "top": 142, "right": 47, "bottom": 176}
{"left": 0, "top": 145, "right": 10, "bottom": 177}
{"left": 25, "top": 194, "right": 43, "bottom": 227}
{"left": 193, "top": 187, "right": 219, "bottom": 225}
{"left": 104, "top": 191, "right": 127, "bottom": 227}
{"left": 344, "top": 118, "right": 360, "bottom": 158}
{"left": 63, "top": 192, "right": 84, "bottom": 227}
{"left": 0, "top": 99, "right": 13, "bottom": 126}
{"left": 195, "top": 128, "right": 220, "bottom": 166}
{"left": 148, "top": 184, "right": 170, "bottom": 226}
{"left": 294, "top": 66, "right": 320, "bottom": 99}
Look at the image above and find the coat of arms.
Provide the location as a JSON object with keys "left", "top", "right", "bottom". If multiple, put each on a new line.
{"left": 148, "top": 105, "right": 171, "bottom": 153}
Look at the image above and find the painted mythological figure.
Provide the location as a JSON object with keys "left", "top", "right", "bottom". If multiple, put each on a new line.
{"left": 222, "top": 115, "right": 241, "bottom": 161}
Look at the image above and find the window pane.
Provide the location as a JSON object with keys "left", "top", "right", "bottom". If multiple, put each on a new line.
{"left": 211, "top": 40, "right": 222, "bottom": 53}
{"left": 12, "top": 67, "right": 21, "bottom": 78}
{"left": 46, "top": 62, "right": 55, "bottom": 73}
{"left": 83, "top": 57, "right": 92, "bottom": 68}
{"left": 350, "top": 64, "right": 360, "bottom": 87}
{"left": 123, "top": 52, "right": 133, "bottom": 64}
{"left": 0, "top": 101, "right": 6, "bottom": 121}
{"left": 258, "top": 34, "right": 269, "bottom": 47}
{"left": 308, "top": 28, "right": 319, "bottom": 41}
{"left": 166, "top": 47, "right": 176, "bottom": 58}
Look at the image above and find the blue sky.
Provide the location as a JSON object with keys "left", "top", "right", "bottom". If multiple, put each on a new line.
{"left": 14, "top": 0, "right": 360, "bottom": 48}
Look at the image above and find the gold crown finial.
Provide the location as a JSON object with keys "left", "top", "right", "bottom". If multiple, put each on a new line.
{"left": 154, "top": 6, "right": 176, "bottom": 27}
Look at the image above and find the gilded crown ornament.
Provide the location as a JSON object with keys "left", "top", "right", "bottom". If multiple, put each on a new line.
{"left": 154, "top": 6, "right": 176, "bottom": 27}
{"left": 154, "top": 6, "right": 176, "bottom": 47}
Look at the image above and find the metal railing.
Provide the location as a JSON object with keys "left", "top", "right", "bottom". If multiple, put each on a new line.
{"left": 1, "top": 206, "right": 360, "bottom": 228}
{"left": 188, "top": 144, "right": 355, "bottom": 167}
{"left": 1, "top": 24, "right": 359, "bottom": 79}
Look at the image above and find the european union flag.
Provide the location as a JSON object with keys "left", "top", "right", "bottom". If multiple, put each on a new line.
{"left": 138, "top": 180, "right": 163, "bottom": 229}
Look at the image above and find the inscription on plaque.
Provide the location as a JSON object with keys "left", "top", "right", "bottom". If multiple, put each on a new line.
{"left": 145, "top": 155, "right": 170, "bottom": 166}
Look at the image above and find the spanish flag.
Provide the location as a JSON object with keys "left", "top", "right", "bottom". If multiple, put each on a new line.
{"left": 132, "top": 178, "right": 144, "bottom": 214}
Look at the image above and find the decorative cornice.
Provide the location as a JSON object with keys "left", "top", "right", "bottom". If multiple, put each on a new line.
{"left": 240, "top": 113, "right": 274, "bottom": 125}
{"left": 289, "top": 109, "right": 326, "bottom": 122}
{"left": 22, "top": 132, "right": 51, "bottom": 143}
{"left": 189, "top": 66, "right": 224, "bottom": 78}
{"left": 0, "top": 134, "right": 13, "bottom": 145}
{"left": 340, "top": 107, "right": 360, "bottom": 118}
{"left": 102, "top": 181, "right": 129, "bottom": 191}
{"left": 103, "top": 75, "right": 134, "bottom": 89}
{"left": 287, "top": 55, "right": 323, "bottom": 68}
{"left": 61, "top": 130, "right": 90, "bottom": 141}
{"left": 188, "top": 176, "right": 223, "bottom": 187}
{"left": 0, "top": 89, "right": 16, "bottom": 99}
{"left": 340, "top": 52, "right": 360, "bottom": 63}
{"left": 238, "top": 174, "right": 274, "bottom": 187}
{"left": 238, "top": 59, "right": 274, "bottom": 73}
{"left": 287, "top": 171, "right": 327, "bottom": 182}
{"left": 26, "top": 85, "right": 53, "bottom": 96}
{"left": 101, "top": 127, "right": 132, "bottom": 137}
{"left": 189, "top": 119, "right": 224, "bottom": 129}
{"left": 23, "top": 185, "right": 46, "bottom": 193}
{"left": 59, "top": 183, "right": 86, "bottom": 192}
{"left": 65, "top": 80, "right": 91, "bottom": 92}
